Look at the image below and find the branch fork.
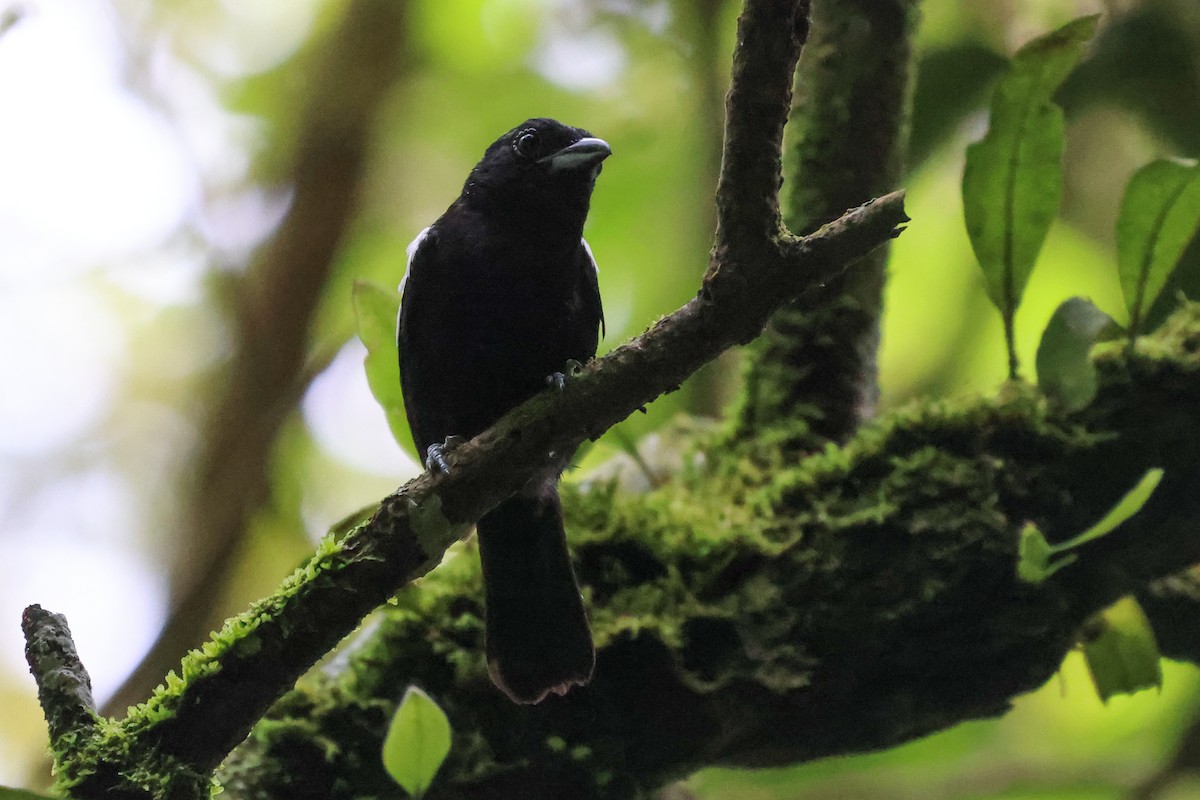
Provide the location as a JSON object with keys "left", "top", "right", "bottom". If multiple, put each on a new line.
{"left": 22, "top": 0, "right": 909, "bottom": 793}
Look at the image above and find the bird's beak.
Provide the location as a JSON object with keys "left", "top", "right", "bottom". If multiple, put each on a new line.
{"left": 540, "top": 137, "right": 612, "bottom": 172}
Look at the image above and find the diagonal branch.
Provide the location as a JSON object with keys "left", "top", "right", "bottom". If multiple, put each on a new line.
{"left": 142, "top": 189, "right": 906, "bottom": 778}
{"left": 25, "top": 0, "right": 907, "bottom": 791}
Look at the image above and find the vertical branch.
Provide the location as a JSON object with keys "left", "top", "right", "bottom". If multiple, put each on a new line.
{"left": 734, "top": 0, "right": 919, "bottom": 446}
{"left": 707, "top": 0, "right": 809, "bottom": 265}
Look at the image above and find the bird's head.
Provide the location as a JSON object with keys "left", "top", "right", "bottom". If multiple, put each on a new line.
{"left": 461, "top": 118, "right": 611, "bottom": 227}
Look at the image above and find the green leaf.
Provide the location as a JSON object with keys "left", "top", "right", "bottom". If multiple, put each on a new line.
{"left": 1081, "top": 596, "right": 1163, "bottom": 702}
{"left": 1035, "top": 297, "right": 1120, "bottom": 412}
{"left": 0, "top": 787, "right": 58, "bottom": 800}
{"left": 353, "top": 280, "right": 418, "bottom": 461}
{"left": 1016, "top": 522, "right": 1076, "bottom": 584}
{"left": 1056, "top": 467, "right": 1164, "bottom": 550}
{"left": 1016, "top": 469, "right": 1163, "bottom": 584}
{"left": 962, "top": 15, "right": 1099, "bottom": 377}
{"left": 1016, "top": 522, "right": 1053, "bottom": 583}
{"left": 1117, "top": 159, "right": 1200, "bottom": 336}
{"left": 382, "top": 686, "right": 452, "bottom": 797}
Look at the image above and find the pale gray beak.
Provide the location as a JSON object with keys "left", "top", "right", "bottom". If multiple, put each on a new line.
{"left": 540, "top": 137, "right": 612, "bottom": 172}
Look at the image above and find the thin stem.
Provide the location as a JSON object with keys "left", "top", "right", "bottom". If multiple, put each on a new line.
{"left": 1005, "top": 306, "right": 1020, "bottom": 381}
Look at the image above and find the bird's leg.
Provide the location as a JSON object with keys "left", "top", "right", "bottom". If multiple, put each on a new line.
{"left": 425, "top": 435, "right": 465, "bottom": 475}
{"left": 546, "top": 359, "right": 585, "bottom": 393}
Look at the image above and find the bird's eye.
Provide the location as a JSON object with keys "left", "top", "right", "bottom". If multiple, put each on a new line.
{"left": 514, "top": 131, "right": 539, "bottom": 159}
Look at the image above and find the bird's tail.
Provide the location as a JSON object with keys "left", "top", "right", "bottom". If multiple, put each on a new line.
{"left": 476, "top": 489, "right": 594, "bottom": 704}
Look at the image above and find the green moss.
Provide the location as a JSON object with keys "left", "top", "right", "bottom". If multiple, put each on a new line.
{"left": 120, "top": 527, "right": 366, "bottom": 736}
{"left": 49, "top": 717, "right": 213, "bottom": 799}
{"left": 103, "top": 306, "right": 1199, "bottom": 798}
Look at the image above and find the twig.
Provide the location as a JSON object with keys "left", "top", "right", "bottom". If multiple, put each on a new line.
{"left": 23, "top": 605, "right": 98, "bottom": 746}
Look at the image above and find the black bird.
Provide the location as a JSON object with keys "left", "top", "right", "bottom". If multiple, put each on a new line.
{"left": 397, "top": 118, "right": 609, "bottom": 704}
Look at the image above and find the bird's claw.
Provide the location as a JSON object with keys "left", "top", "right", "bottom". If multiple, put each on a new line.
{"left": 424, "top": 436, "right": 464, "bottom": 475}
{"left": 546, "top": 359, "right": 585, "bottom": 393}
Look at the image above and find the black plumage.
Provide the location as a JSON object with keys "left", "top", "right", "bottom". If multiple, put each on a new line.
{"left": 397, "top": 118, "right": 609, "bottom": 704}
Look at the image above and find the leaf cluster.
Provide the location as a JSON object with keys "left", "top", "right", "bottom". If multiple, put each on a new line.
{"left": 963, "top": 16, "right": 1200, "bottom": 402}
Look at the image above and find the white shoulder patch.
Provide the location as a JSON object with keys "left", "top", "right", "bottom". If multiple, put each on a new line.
{"left": 398, "top": 226, "right": 431, "bottom": 296}
{"left": 397, "top": 226, "right": 431, "bottom": 340}
{"left": 581, "top": 236, "right": 599, "bottom": 274}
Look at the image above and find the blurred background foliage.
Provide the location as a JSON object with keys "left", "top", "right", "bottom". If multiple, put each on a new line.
{"left": 2, "top": 0, "right": 1199, "bottom": 796}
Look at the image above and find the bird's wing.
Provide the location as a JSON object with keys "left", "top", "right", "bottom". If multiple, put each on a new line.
{"left": 581, "top": 236, "right": 605, "bottom": 338}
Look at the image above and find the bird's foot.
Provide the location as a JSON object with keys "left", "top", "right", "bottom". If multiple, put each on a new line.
{"left": 425, "top": 435, "right": 465, "bottom": 475}
{"left": 546, "top": 359, "right": 585, "bottom": 393}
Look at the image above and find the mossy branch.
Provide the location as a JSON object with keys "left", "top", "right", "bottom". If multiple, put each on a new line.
{"left": 23, "top": 0, "right": 908, "bottom": 795}
{"left": 125, "top": 172, "right": 902, "bottom": 786}
{"left": 220, "top": 306, "right": 1200, "bottom": 799}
